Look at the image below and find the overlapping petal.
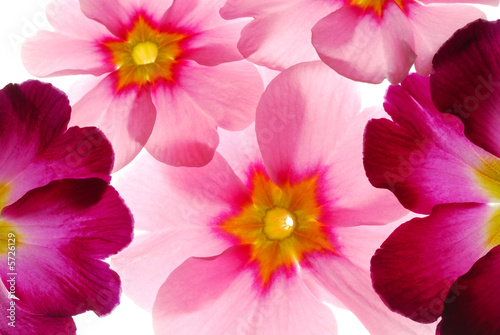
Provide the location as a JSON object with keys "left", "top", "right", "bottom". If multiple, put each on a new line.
{"left": 153, "top": 245, "right": 337, "bottom": 335}
{"left": 71, "top": 74, "right": 156, "bottom": 171}
{"left": 438, "top": 246, "right": 500, "bottom": 335}
{"left": 256, "top": 62, "right": 406, "bottom": 225}
{"left": 364, "top": 74, "right": 496, "bottom": 214}
{"left": 312, "top": 4, "right": 416, "bottom": 84}
{"left": 371, "top": 203, "right": 492, "bottom": 323}
{"left": 111, "top": 151, "right": 246, "bottom": 309}
{"left": 431, "top": 19, "right": 500, "bottom": 158}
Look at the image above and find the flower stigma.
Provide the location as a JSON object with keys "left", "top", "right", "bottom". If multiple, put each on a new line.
{"left": 132, "top": 41, "right": 159, "bottom": 65}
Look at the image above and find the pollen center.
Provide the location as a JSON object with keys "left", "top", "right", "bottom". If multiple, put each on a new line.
{"left": 263, "top": 207, "right": 296, "bottom": 240}
{"left": 219, "top": 166, "right": 335, "bottom": 287}
{"left": 132, "top": 41, "right": 158, "bottom": 65}
{"left": 103, "top": 16, "right": 186, "bottom": 90}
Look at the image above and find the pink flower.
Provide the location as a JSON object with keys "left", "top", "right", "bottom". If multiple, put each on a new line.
{"left": 22, "top": 0, "right": 264, "bottom": 171}
{"left": 364, "top": 20, "right": 500, "bottom": 334}
{"left": 0, "top": 80, "right": 133, "bottom": 334}
{"left": 220, "top": 0, "right": 495, "bottom": 84}
{"left": 111, "top": 61, "right": 433, "bottom": 334}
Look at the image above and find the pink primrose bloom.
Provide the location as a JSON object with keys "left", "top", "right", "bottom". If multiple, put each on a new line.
{"left": 220, "top": 0, "right": 496, "bottom": 84}
{"left": 0, "top": 80, "right": 133, "bottom": 334}
{"left": 111, "top": 61, "right": 434, "bottom": 335}
{"left": 22, "top": 0, "right": 264, "bottom": 171}
{"left": 364, "top": 19, "right": 500, "bottom": 335}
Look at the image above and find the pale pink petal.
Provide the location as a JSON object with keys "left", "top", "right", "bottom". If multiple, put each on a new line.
{"left": 312, "top": 4, "right": 416, "bottom": 84}
{"left": 46, "top": 0, "right": 110, "bottom": 39}
{"left": 179, "top": 60, "right": 263, "bottom": 131}
{"left": 408, "top": 3, "right": 485, "bottom": 76}
{"left": 147, "top": 77, "right": 219, "bottom": 167}
{"left": 419, "top": 0, "right": 497, "bottom": 5}
{"left": 22, "top": 31, "right": 112, "bottom": 77}
{"left": 79, "top": 0, "right": 135, "bottom": 38}
{"left": 184, "top": 21, "right": 248, "bottom": 65}
{"left": 371, "top": 203, "right": 491, "bottom": 323}
{"left": 308, "top": 252, "right": 435, "bottom": 335}
{"left": 220, "top": 0, "right": 303, "bottom": 18}
{"left": 153, "top": 245, "right": 337, "bottom": 335}
{"left": 71, "top": 74, "right": 156, "bottom": 171}
{"left": 217, "top": 124, "right": 262, "bottom": 182}
{"left": 232, "top": 0, "right": 337, "bottom": 70}
{"left": 256, "top": 62, "right": 406, "bottom": 226}
{"left": 111, "top": 151, "right": 248, "bottom": 309}
{"left": 161, "top": 0, "right": 229, "bottom": 32}
{"left": 114, "top": 0, "right": 174, "bottom": 22}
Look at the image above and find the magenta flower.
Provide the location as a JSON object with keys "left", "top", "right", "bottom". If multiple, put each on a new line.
{"left": 0, "top": 80, "right": 133, "bottom": 334}
{"left": 364, "top": 20, "right": 500, "bottom": 334}
{"left": 220, "top": 0, "right": 494, "bottom": 84}
{"left": 111, "top": 61, "right": 433, "bottom": 334}
{"left": 22, "top": 0, "right": 264, "bottom": 171}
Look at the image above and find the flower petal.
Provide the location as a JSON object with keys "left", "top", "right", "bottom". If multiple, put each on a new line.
{"left": 430, "top": 19, "right": 500, "bottom": 158}
{"left": 71, "top": 74, "right": 156, "bottom": 171}
{"left": 419, "top": 0, "right": 497, "bottom": 5}
{"left": 7, "top": 127, "right": 113, "bottom": 205}
{"left": 224, "top": 0, "right": 337, "bottom": 70}
{"left": 364, "top": 74, "right": 494, "bottom": 214}
{"left": 407, "top": 3, "right": 485, "bottom": 76}
{"left": 111, "top": 150, "right": 248, "bottom": 309}
{"left": 308, "top": 252, "right": 434, "bottom": 335}
{"left": 371, "top": 203, "right": 491, "bottom": 323}
{"left": 312, "top": 4, "right": 416, "bottom": 84}
{"left": 79, "top": 0, "right": 134, "bottom": 38}
{"left": 256, "top": 62, "right": 406, "bottom": 225}
{"left": 147, "top": 77, "right": 218, "bottom": 167}
{"left": 0, "top": 81, "right": 70, "bottom": 189}
{"left": 22, "top": 31, "right": 112, "bottom": 77}
{"left": 438, "top": 245, "right": 500, "bottom": 335}
{"left": 45, "top": 0, "right": 109, "bottom": 39}
{"left": 0, "top": 289, "right": 76, "bottom": 335}
{"left": 179, "top": 60, "right": 263, "bottom": 131}
{"left": 153, "top": 245, "right": 337, "bottom": 335}
{"left": 1, "top": 178, "right": 132, "bottom": 316}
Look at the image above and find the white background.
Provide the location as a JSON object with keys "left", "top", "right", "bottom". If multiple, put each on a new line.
{"left": 1, "top": 1, "right": 500, "bottom": 334}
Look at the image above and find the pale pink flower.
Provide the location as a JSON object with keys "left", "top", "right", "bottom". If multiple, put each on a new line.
{"left": 220, "top": 0, "right": 496, "bottom": 84}
{"left": 112, "top": 61, "right": 434, "bottom": 334}
{"left": 22, "top": 0, "right": 264, "bottom": 170}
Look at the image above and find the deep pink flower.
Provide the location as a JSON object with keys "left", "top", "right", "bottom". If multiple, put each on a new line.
{"left": 22, "top": 0, "right": 264, "bottom": 171}
{"left": 220, "top": 0, "right": 495, "bottom": 84}
{"left": 111, "top": 61, "right": 433, "bottom": 334}
{"left": 364, "top": 20, "right": 500, "bottom": 334}
{"left": 0, "top": 80, "right": 133, "bottom": 334}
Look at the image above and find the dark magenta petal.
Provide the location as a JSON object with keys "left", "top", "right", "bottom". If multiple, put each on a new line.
{"left": 7, "top": 126, "right": 114, "bottom": 204}
{"left": 371, "top": 203, "right": 491, "bottom": 323}
{"left": 431, "top": 19, "right": 500, "bottom": 157}
{"left": 438, "top": 246, "right": 500, "bottom": 335}
{"left": 0, "top": 80, "right": 70, "bottom": 183}
{"left": 1, "top": 292, "right": 76, "bottom": 335}
{"left": 1, "top": 178, "right": 132, "bottom": 316}
{"left": 364, "top": 74, "right": 492, "bottom": 214}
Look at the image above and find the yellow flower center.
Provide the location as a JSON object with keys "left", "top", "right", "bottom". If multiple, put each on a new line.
{"left": 475, "top": 159, "right": 500, "bottom": 248}
{"left": 103, "top": 16, "right": 186, "bottom": 90}
{"left": 0, "top": 183, "right": 21, "bottom": 255}
{"left": 263, "top": 207, "right": 296, "bottom": 241}
{"left": 220, "top": 166, "right": 335, "bottom": 286}
{"left": 132, "top": 41, "right": 159, "bottom": 65}
{"left": 350, "top": 0, "right": 406, "bottom": 15}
